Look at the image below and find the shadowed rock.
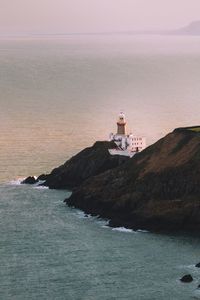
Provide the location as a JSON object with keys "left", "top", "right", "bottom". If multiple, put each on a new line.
{"left": 22, "top": 176, "right": 38, "bottom": 184}
{"left": 180, "top": 274, "right": 193, "bottom": 283}
{"left": 22, "top": 125, "right": 200, "bottom": 233}
{"left": 23, "top": 141, "right": 129, "bottom": 189}
{"left": 66, "top": 127, "right": 200, "bottom": 233}
{"left": 37, "top": 174, "right": 48, "bottom": 181}
{"left": 195, "top": 262, "right": 200, "bottom": 268}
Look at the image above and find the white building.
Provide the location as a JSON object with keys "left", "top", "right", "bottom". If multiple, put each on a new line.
{"left": 109, "top": 112, "right": 146, "bottom": 158}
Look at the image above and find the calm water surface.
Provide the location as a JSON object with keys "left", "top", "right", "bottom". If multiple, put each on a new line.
{"left": 0, "top": 35, "right": 200, "bottom": 299}
{"left": 1, "top": 35, "right": 200, "bottom": 182}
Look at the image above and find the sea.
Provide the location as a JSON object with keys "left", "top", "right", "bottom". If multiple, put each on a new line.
{"left": 1, "top": 34, "right": 200, "bottom": 299}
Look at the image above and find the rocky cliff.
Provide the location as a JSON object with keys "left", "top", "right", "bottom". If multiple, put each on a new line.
{"left": 22, "top": 141, "right": 129, "bottom": 189}
{"left": 66, "top": 127, "right": 200, "bottom": 232}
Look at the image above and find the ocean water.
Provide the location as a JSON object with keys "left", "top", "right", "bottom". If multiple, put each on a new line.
{"left": 1, "top": 35, "right": 200, "bottom": 299}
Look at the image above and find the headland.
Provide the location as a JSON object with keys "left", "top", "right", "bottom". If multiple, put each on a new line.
{"left": 22, "top": 125, "right": 200, "bottom": 234}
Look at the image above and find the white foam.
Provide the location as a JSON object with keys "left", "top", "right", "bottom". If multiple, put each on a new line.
{"left": 9, "top": 178, "right": 26, "bottom": 185}
{"left": 34, "top": 185, "right": 49, "bottom": 190}
{"left": 74, "top": 209, "right": 110, "bottom": 228}
{"left": 8, "top": 177, "right": 49, "bottom": 190}
{"left": 137, "top": 229, "right": 149, "bottom": 233}
{"left": 112, "top": 227, "right": 133, "bottom": 233}
{"left": 33, "top": 180, "right": 48, "bottom": 189}
{"left": 73, "top": 209, "right": 134, "bottom": 232}
{"left": 178, "top": 264, "right": 198, "bottom": 270}
{"left": 102, "top": 225, "right": 109, "bottom": 229}
{"left": 96, "top": 219, "right": 109, "bottom": 227}
{"left": 36, "top": 180, "right": 45, "bottom": 185}
{"left": 75, "top": 210, "right": 87, "bottom": 219}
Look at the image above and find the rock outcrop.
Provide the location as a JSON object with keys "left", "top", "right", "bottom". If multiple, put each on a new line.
{"left": 22, "top": 176, "right": 38, "bottom": 184}
{"left": 180, "top": 274, "right": 193, "bottom": 283}
{"left": 66, "top": 127, "right": 200, "bottom": 232}
{"left": 195, "top": 262, "right": 200, "bottom": 268}
{"left": 22, "top": 126, "right": 200, "bottom": 233}
{"left": 22, "top": 141, "right": 129, "bottom": 189}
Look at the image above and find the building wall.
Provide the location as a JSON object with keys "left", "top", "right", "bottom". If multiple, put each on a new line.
{"left": 127, "top": 136, "right": 146, "bottom": 152}
{"left": 110, "top": 133, "right": 146, "bottom": 153}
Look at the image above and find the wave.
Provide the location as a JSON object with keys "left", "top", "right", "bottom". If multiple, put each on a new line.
{"left": 75, "top": 210, "right": 87, "bottom": 219}
{"left": 74, "top": 209, "right": 109, "bottom": 227}
{"left": 112, "top": 227, "right": 133, "bottom": 233}
{"left": 8, "top": 178, "right": 26, "bottom": 185}
{"left": 96, "top": 219, "right": 109, "bottom": 227}
{"left": 8, "top": 177, "right": 49, "bottom": 190}
{"left": 193, "top": 289, "right": 200, "bottom": 299}
{"left": 34, "top": 185, "right": 49, "bottom": 190}
{"left": 33, "top": 180, "right": 49, "bottom": 189}
{"left": 73, "top": 208, "right": 149, "bottom": 233}
{"left": 178, "top": 264, "right": 200, "bottom": 273}
{"left": 112, "top": 227, "right": 149, "bottom": 233}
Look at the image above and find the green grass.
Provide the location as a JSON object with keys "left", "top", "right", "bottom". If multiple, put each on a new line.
{"left": 188, "top": 127, "right": 200, "bottom": 132}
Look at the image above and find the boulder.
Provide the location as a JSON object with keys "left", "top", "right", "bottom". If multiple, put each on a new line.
{"left": 21, "top": 176, "right": 38, "bottom": 184}
{"left": 195, "top": 262, "right": 200, "bottom": 268}
{"left": 180, "top": 274, "right": 193, "bottom": 283}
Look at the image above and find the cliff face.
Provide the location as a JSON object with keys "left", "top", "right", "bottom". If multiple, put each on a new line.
{"left": 42, "top": 141, "right": 129, "bottom": 189}
{"left": 66, "top": 128, "right": 200, "bottom": 232}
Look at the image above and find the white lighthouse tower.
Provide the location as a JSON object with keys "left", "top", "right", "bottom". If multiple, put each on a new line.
{"left": 109, "top": 112, "right": 146, "bottom": 157}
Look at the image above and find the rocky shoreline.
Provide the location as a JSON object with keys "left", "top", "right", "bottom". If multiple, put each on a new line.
{"left": 22, "top": 127, "right": 200, "bottom": 233}
{"left": 22, "top": 141, "right": 128, "bottom": 189}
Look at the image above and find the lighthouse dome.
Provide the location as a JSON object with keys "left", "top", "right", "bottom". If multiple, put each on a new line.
{"left": 118, "top": 112, "right": 126, "bottom": 123}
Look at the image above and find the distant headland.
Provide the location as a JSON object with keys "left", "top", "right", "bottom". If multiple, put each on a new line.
{"left": 7, "top": 21, "right": 200, "bottom": 38}
{"left": 167, "top": 20, "right": 200, "bottom": 36}
{"left": 22, "top": 124, "right": 200, "bottom": 234}
{"left": 127, "top": 20, "right": 200, "bottom": 36}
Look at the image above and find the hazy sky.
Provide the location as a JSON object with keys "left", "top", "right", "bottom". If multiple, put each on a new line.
{"left": 1, "top": 0, "right": 200, "bottom": 34}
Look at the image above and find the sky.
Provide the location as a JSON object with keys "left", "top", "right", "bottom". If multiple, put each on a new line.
{"left": 1, "top": 0, "right": 200, "bottom": 34}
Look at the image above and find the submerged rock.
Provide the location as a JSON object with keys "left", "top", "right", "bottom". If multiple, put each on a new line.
{"left": 180, "top": 274, "right": 193, "bottom": 283}
{"left": 22, "top": 176, "right": 38, "bottom": 184}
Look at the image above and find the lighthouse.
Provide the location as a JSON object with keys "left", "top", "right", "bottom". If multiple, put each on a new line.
{"left": 109, "top": 112, "right": 146, "bottom": 157}
{"left": 117, "top": 112, "right": 126, "bottom": 135}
